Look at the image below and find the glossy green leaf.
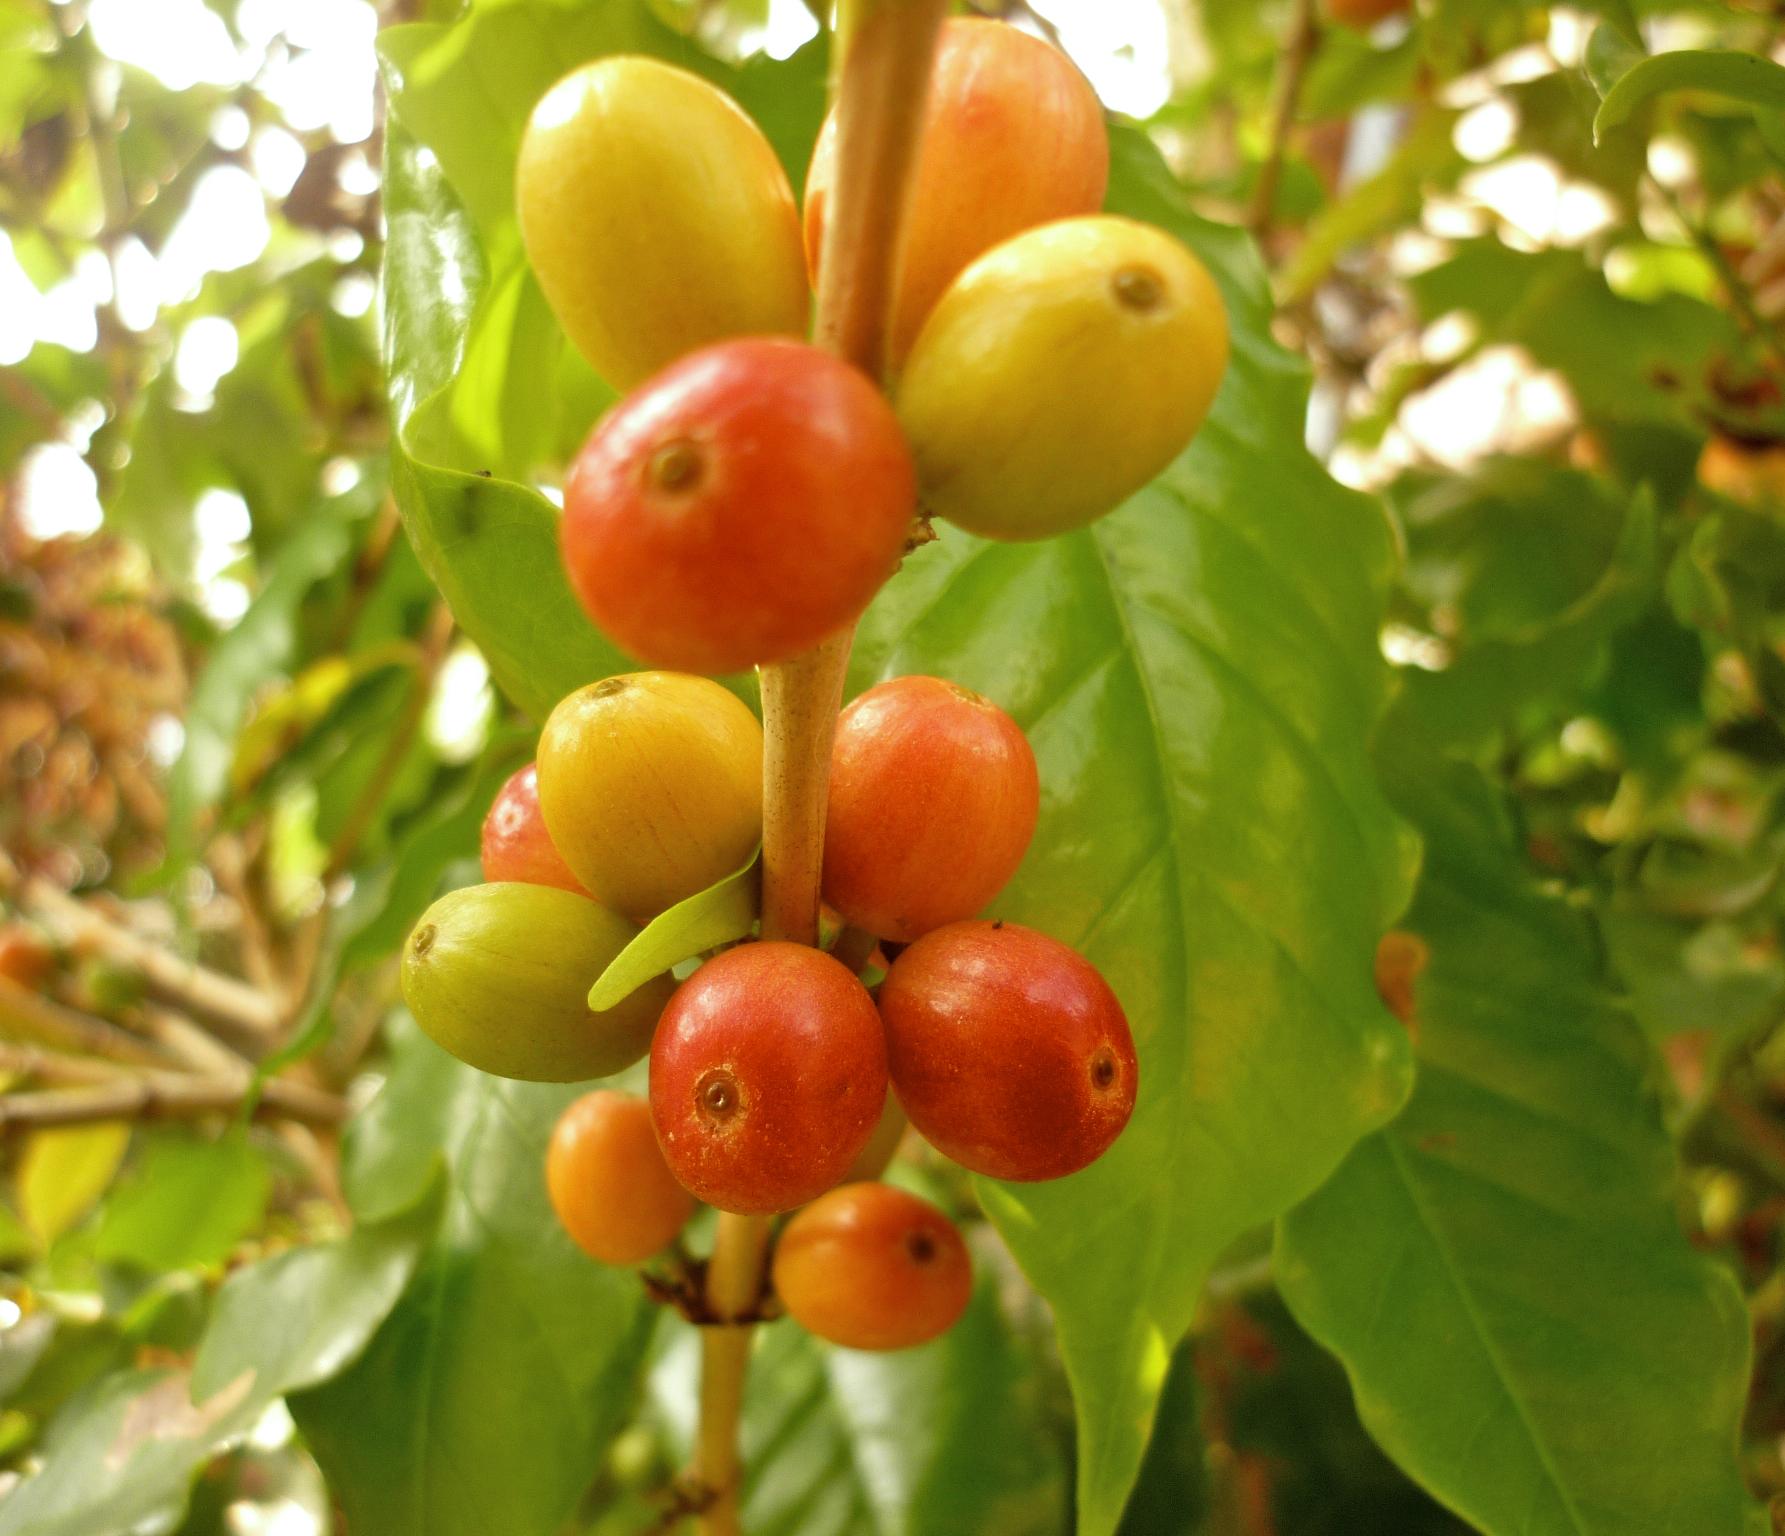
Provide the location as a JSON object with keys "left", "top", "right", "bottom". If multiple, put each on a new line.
{"left": 191, "top": 1176, "right": 444, "bottom": 1403}
{"left": 1585, "top": 22, "right": 1646, "bottom": 101}
{"left": 850, "top": 129, "right": 1416, "bottom": 1536}
{"left": 588, "top": 850, "right": 759, "bottom": 1009}
{"left": 650, "top": 1229, "right": 1066, "bottom": 1535}
{"left": 1596, "top": 48, "right": 1785, "bottom": 142}
{"left": 290, "top": 1020, "right": 658, "bottom": 1536}
{"left": 1276, "top": 751, "right": 1757, "bottom": 1536}
{"left": 93, "top": 1129, "right": 271, "bottom": 1273}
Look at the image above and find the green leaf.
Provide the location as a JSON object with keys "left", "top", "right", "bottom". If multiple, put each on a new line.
{"left": 650, "top": 1229, "right": 1067, "bottom": 1535}
{"left": 93, "top": 1129, "right": 271, "bottom": 1273}
{"left": 380, "top": 125, "right": 628, "bottom": 720}
{"left": 588, "top": 850, "right": 759, "bottom": 1009}
{"left": 290, "top": 1021, "right": 657, "bottom": 1536}
{"left": 850, "top": 129, "right": 1416, "bottom": 1536}
{"left": 191, "top": 1176, "right": 444, "bottom": 1404}
{"left": 1585, "top": 22, "right": 1646, "bottom": 101}
{"left": 1276, "top": 751, "right": 1757, "bottom": 1536}
{"left": 16, "top": 1123, "right": 130, "bottom": 1249}
{"left": 1384, "top": 489, "right": 1659, "bottom": 752}
{"left": 1596, "top": 48, "right": 1785, "bottom": 142}
{"left": 0, "top": 1368, "right": 261, "bottom": 1536}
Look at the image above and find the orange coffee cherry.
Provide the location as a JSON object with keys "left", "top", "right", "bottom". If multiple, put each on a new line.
{"left": 546, "top": 1090, "right": 695, "bottom": 1266}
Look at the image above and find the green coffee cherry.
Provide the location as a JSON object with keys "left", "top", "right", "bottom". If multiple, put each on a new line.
{"left": 400, "top": 883, "right": 671, "bottom": 1082}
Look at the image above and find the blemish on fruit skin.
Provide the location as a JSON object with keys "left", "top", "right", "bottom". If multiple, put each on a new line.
{"left": 1111, "top": 264, "right": 1165, "bottom": 314}
{"left": 411, "top": 924, "right": 436, "bottom": 959}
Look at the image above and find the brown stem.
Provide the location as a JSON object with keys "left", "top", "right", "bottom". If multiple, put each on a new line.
{"left": 1248, "top": 0, "right": 1319, "bottom": 246}
{"left": 0, "top": 975, "right": 171, "bottom": 1067}
{"left": 691, "top": 3, "right": 947, "bottom": 1530}
{"left": 0, "top": 1074, "right": 348, "bottom": 1132}
{"left": 8, "top": 872, "right": 281, "bottom": 1038}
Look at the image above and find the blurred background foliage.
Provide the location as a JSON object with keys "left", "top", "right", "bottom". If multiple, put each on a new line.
{"left": 0, "top": 0, "right": 1781, "bottom": 1532}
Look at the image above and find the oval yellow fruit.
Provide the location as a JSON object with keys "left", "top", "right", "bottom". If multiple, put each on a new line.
{"left": 400, "top": 883, "right": 671, "bottom": 1082}
{"left": 536, "top": 673, "right": 763, "bottom": 924}
{"left": 517, "top": 57, "right": 809, "bottom": 391}
{"left": 895, "top": 215, "right": 1230, "bottom": 541}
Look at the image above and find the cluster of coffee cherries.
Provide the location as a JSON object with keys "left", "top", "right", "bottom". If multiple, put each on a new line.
{"left": 401, "top": 16, "right": 1230, "bottom": 1352}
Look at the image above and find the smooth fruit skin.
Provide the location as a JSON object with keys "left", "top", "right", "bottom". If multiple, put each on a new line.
{"left": 400, "top": 883, "right": 672, "bottom": 1082}
{"left": 896, "top": 215, "right": 1230, "bottom": 541}
{"left": 879, "top": 921, "right": 1137, "bottom": 1182}
{"left": 517, "top": 57, "right": 808, "bottom": 391}
{"left": 481, "top": 763, "right": 583, "bottom": 894}
{"left": 536, "top": 673, "right": 762, "bottom": 925}
{"left": 650, "top": 943, "right": 887, "bottom": 1215}
{"left": 547, "top": 1090, "right": 695, "bottom": 1265}
{"left": 804, "top": 17, "right": 1107, "bottom": 364}
{"left": 563, "top": 338, "right": 915, "bottom": 674}
{"left": 824, "top": 676, "right": 1038, "bottom": 942}
{"left": 773, "top": 1183, "right": 972, "bottom": 1351}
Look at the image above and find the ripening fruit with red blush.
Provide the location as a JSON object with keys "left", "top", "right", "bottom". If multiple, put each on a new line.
{"left": 773, "top": 1183, "right": 972, "bottom": 1351}
{"left": 0, "top": 926, "right": 54, "bottom": 989}
{"left": 879, "top": 921, "right": 1136, "bottom": 1182}
{"left": 547, "top": 1090, "right": 695, "bottom": 1265}
{"left": 650, "top": 943, "right": 887, "bottom": 1214}
{"left": 804, "top": 17, "right": 1107, "bottom": 363}
{"left": 562, "top": 338, "right": 915, "bottom": 674}
{"left": 481, "top": 764, "right": 583, "bottom": 894}
{"left": 824, "top": 677, "right": 1038, "bottom": 942}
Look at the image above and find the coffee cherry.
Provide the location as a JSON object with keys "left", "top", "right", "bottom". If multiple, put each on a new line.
{"left": 517, "top": 57, "right": 807, "bottom": 391}
{"left": 896, "top": 215, "right": 1229, "bottom": 541}
{"left": 562, "top": 339, "right": 914, "bottom": 674}
{"left": 879, "top": 921, "right": 1137, "bottom": 1182}
{"left": 805, "top": 17, "right": 1106, "bottom": 363}
{"left": 1322, "top": 0, "right": 1412, "bottom": 26}
{"left": 772, "top": 1183, "right": 972, "bottom": 1351}
{"left": 537, "top": 674, "right": 762, "bottom": 925}
{"left": 481, "top": 764, "right": 583, "bottom": 894}
{"left": 547, "top": 1090, "right": 695, "bottom": 1265}
{"left": 650, "top": 943, "right": 887, "bottom": 1214}
{"left": 401, "top": 883, "right": 672, "bottom": 1082}
{"left": 824, "top": 676, "right": 1038, "bottom": 942}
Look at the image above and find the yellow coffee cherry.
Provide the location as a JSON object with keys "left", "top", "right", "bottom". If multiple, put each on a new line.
{"left": 400, "top": 883, "right": 670, "bottom": 1082}
{"left": 536, "top": 673, "right": 762, "bottom": 924}
{"left": 517, "top": 57, "right": 809, "bottom": 391}
{"left": 895, "top": 215, "right": 1230, "bottom": 541}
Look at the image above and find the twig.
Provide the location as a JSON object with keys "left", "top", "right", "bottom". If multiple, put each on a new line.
{"left": 0, "top": 975, "right": 170, "bottom": 1067}
{"left": 691, "top": 4, "right": 948, "bottom": 1532}
{"left": 1249, "top": 0, "right": 1319, "bottom": 245}
{"left": 7, "top": 871, "right": 281, "bottom": 1037}
{"left": 0, "top": 1074, "right": 348, "bottom": 1132}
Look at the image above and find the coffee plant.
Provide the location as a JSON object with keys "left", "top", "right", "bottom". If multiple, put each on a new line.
{"left": 0, "top": 1, "right": 1783, "bottom": 1534}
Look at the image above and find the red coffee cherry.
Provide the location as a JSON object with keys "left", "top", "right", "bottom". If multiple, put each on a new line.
{"left": 823, "top": 676, "right": 1038, "bottom": 942}
{"left": 481, "top": 764, "right": 584, "bottom": 894}
{"left": 772, "top": 1183, "right": 972, "bottom": 1351}
{"left": 546, "top": 1090, "right": 695, "bottom": 1266}
{"left": 650, "top": 942, "right": 887, "bottom": 1214}
{"left": 879, "top": 921, "right": 1137, "bottom": 1182}
{"left": 805, "top": 17, "right": 1108, "bottom": 364}
{"left": 562, "top": 338, "right": 915, "bottom": 674}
